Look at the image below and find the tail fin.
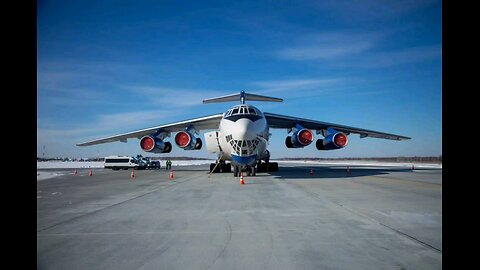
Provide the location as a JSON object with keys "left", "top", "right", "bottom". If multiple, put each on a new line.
{"left": 203, "top": 91, "right": 283, "bottom": 104}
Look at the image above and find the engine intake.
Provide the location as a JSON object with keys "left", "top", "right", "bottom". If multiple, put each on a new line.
{"left": 316, "top": 131, "right": 348, "bottom": 150}
{"left": 140, "top": 136, "right": 172, "bottom": 153}
{"left": 286, "top": 128, "right": 314, "bottom": 148}
{"left": 175, "top": 131, "right": 202, "bottom": 150}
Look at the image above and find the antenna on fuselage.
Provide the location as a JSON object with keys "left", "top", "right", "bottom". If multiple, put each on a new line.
{"left": 202, "top": 91, "right": 283, "bottom": 104}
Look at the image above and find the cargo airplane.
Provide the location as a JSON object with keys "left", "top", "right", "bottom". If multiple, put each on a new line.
{"left": 77, "top": 91, "right": 410, "bottom": 176}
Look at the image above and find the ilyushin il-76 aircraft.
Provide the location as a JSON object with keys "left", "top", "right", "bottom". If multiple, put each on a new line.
{"left": 77, "top": 91, "right": 410, "bottom": 176}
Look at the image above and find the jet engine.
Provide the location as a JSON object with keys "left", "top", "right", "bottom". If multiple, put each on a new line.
{"left": 285, "top": 128, "right": 314, "bottom": 148}
{"left": 316, "top": 131, "right": 348, "bottom": 150}
{"left": 175, "top": 131, "right": 202, "bottom": 150}
{"left": 140, "top": 135, "right": 172, "bottom": 153}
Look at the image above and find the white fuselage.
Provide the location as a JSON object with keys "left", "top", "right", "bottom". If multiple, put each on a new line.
{"left": 215, "top": 104, "right": 269, "bottom": 166}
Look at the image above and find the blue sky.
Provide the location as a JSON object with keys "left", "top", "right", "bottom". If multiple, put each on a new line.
{"left": 37, "top": 0, "right": 442, "bottom": 159}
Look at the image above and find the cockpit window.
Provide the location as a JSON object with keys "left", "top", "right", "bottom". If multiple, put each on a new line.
{"left": 224, "top": 105, "right": 263, "bottom": 118}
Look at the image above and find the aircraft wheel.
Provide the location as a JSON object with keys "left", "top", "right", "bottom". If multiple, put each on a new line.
{"left": 219, "top": 162, "right": 224, "bottom": 173}
{"left": 225, "top": 163, "right": 232, "bottom": 172}
{"left": 268, "top": 162, "right": 279, "bottom": 172}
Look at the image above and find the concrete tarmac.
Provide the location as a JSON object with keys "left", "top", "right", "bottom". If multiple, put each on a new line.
{"left": 37, "top": 163, "right": 442, "bottom": 269}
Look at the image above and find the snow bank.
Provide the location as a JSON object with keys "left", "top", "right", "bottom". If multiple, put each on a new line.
{"left": 37, "top": 161, "right": 105, "bottom": 169}
{"left": 275, "top": 160, "right": 442, "bottom": 169}
{"left": 37, "top": 160, "right": 216, "bottom": 169}
{"left": 37, "top": 171, "right": 67, "bottom": 181}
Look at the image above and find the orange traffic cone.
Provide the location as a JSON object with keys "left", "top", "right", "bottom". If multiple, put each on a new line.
{"left": 89, "top": 170, "right": 93, "bottom": 176}
{"left": 240, "top": 172, "right": 245, "bottom": 185}
{"left": 169, "top": 170, "right": 174, "bottom": 180}
{"left": 131, "top": 168, "right": 135, "bottom": 179}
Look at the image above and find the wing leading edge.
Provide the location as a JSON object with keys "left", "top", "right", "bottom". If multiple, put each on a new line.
{"left": 264, "top": 112, "right": 410, "bottom": 141}
{"left": 76, "top": 113, "right": 224, "bottom": 146}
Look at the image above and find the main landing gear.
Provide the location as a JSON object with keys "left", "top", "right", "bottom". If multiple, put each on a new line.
{"left": 232, "top": 160, "right": 279, "bottom": 177}
{"left": 209, "top": 160, "right": 232, "bottom": 173}
{"left": 209, "top": 160, "right": 279, "bottom": 177}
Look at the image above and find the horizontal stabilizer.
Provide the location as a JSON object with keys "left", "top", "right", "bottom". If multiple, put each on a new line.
{"left": 203, "top": 91, "right": 283, "bottom": 104}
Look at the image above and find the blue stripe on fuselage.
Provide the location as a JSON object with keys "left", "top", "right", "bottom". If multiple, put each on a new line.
{"left": 231, "top": 154, "right": 257, "bottom": 165}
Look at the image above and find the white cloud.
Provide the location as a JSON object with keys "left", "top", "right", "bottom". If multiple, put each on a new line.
{"left": 251, "top": 78, "right": 342, "bottom": 94}
{"left": 275, "top": 29, "right": 441, "bottom": 68}
{"left": 277, "top": 42, "right": 372, "bottom": 60}
{"left": 345, "top": 45, "right": 442, "bottom": 68}
{"left": 250, "top": 77, "right": 393, "bottom": 100}
{"left": 312, "top": 0, "right": 438, "bottom": 22}
{"left": 122, "top": 86, "right": 225, "bottom": 108}
{"left": 275, "top": 31, "right": 377, "bottom": 61}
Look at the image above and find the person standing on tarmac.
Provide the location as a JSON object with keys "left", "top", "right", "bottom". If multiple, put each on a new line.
{"left": 166, "top": 159, "right": 172, "bottom": 170}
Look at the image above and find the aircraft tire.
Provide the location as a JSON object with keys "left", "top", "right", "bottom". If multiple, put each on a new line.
{"left": 225, "top": 163, "right": 232, "bottom": 172}
{"left": 268, "top": 162, "right": 279, "bottom": 172}
{"left": 233, "top": 166, "right": 238, "bottom": 177}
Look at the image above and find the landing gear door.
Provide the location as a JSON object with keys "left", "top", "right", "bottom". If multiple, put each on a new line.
{"left": 204, "top": 131, "right": 222, "bottom": 153}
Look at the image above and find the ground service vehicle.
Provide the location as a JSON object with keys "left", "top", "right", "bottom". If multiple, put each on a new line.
{"left": 104, "top": 156, "right": 141, "bottom": 170}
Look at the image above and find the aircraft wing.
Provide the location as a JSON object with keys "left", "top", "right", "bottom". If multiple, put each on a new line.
{"left": 77, "top": 113, "right": 224, "bottom": 146}
{"left": 263, "top": 112, "right": 410, "bottom": 140}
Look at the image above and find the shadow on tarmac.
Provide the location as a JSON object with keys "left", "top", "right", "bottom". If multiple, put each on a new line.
{"left": 266, "top": 165, "right": 434, "bottom": 180}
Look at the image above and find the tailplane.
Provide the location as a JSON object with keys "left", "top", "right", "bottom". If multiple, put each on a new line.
{"left": 202, "top": 91, "right": 283, "bottom": 104}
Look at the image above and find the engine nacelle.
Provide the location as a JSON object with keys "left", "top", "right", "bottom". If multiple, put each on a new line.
{"left": 316, "top": 131, "right": 348, "bottom": 150}
{"left": 175, "top": 131, "right": 202, "bottom": 150}
{"left": 140, "top": 136, "right": 172, "bottom": 153}
{"left": 285, "top": 128, "right": 314, "bottom": 148}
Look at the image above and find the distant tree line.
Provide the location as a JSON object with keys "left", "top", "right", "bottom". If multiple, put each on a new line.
{"left": 37, "top": 157, "right": 104, "bottom": 162}
{"left": 37, "top": 156, "right": 212, "bottom": 162}
{"left": 277, "top": 156, "right": 442, "bottom": 163}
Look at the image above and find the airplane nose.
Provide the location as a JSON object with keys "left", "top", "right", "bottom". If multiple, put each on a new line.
{"left": 235, "top": 119, "right": 255, "bottom": 138}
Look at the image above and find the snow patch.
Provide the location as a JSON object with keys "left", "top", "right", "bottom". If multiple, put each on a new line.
{"left": 37, "top": 171, "right": 65, "bottom": 181}
{"left": 275, "top": 160, "right": 442, "bottom": 169}
{"left": 37, "top": 160, "right": 216, "bottom": 169}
